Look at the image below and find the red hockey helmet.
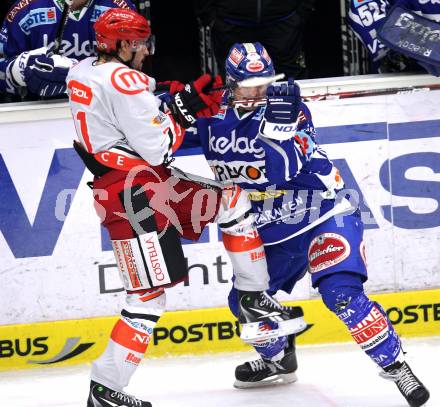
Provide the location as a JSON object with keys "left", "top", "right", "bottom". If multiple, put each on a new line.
{"left": 94, "top": 8, "right": 152, "bottom": 53}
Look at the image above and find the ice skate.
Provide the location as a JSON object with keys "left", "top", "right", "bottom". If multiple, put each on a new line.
{"left": 238, "top": 290, "right": 307, "bottom": 342}
{"left": 234, "top": 335, "right": 298, "bottom": 388}
{"left": 87, "top": 380, "right": 152, "bottom": 407}
{"left": 380, "top": 361, "right": 430, "bottom": 407}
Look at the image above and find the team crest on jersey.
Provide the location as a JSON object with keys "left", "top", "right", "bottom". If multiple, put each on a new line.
{"left": 111, "top": 67, "right": 150, "bottom": 95}
{"left": 151, "top": 112, "right": 167, "bottom": 125}
{"left": 18, "top": 7, "right": 57, "bottom": 34}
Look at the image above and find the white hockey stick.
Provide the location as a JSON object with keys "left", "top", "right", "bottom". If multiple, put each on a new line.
{"left": 237, "top": 73, "right": 285, "bottom": 88}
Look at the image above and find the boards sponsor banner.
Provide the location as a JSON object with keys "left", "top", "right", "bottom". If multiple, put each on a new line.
{"left": 0, "top": 90, "right": 440, "bottom": 325}
{"left": 1, "top": 288, "right": 439, "bottom": 370}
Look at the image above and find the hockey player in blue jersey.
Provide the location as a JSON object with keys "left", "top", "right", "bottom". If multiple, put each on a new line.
{"left": 0, "top": 0, "right": 136, "bottom": 100}
{"left": 347, "top": 0, "right": 440, "bottom": 75}
{"left": 183, "top": 42, "right": 430, "bottom": 407}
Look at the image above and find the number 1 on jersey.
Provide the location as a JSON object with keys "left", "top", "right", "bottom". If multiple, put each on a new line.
{"left": 76, "top": 111, "right": 93, "bottom": 153}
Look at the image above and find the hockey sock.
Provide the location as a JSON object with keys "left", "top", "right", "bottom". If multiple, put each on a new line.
{"left": 252, "top": 334, "right": 288, "bottom": 362}
{"left": 222, "top": 231, "right": 269, "bottom": 291}
{"left": 318, "top": 272, "right": 402, "bottom": 369}
{"left": 216, "top": 185, "right": 269, "bottom": 292}
{"left": 91, "top": 288, "right": 165, "bottom": 390}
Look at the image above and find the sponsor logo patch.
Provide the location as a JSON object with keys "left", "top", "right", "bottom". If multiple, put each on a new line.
{"left": 250, "top": 250, "right": 265, "bottom": 262}
{"left": 261, "top": 47, "right": 271, "bottom": 64}
{"left": 125, "top": 352, "right": 141, "bottom": 365}
{"left": 18, "top": 7, "right": 57, "bottom": 34}
{"left": 121, "top": 240, "right": 141, "bottom": 289}
{"left": 68, "top": 80, "right": 93, "bottom": 106}
{"left": 349, "top": 306, "right": 389, "bottom": 350}
{"left": 7, "top": 0, "right": 35, "bottom": 23}
{"left": 132, "top": 332, "right": 151, "bottom": 345}
{"left": 112, "top": 0, "right": 131, "bottom": 9}
{"left": 90, "top": 5, "right": 110, "bottom": 22}
{"left": 308, "top": 233, "right": 350, "bottom": 273}
{"left": 211, "top": 161, "right": 267, "bottom": 184}
{"left": 248, "top": 190, "right": 286, "bottom": 201}
{"left": 151, "top": 112, "right": 167, "bottom": 125}
{"left": 111, "top": 67, "right": 150, "bottom": 95}
{"left": 246, "top": 60, "right": 264, "bottom": 73}
{"left": 140, "top": 232, "right": 171, "bottom": 286}
{"left": 209, "top": 131, "right": 265, "bottom": 158}
{"left": 228, "top": 48, "right": 244, "bottom": 67}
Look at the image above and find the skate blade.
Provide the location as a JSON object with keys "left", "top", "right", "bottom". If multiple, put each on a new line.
{"left": 240, "top": 317, "right": 307, "bottom": 342}
{"left": 234, "top": 372, "right": 298, "bottom": 389}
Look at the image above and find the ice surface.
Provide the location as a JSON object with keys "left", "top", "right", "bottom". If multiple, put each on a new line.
{"left": 0, "top": 336, "right": 438, "bottom": 407}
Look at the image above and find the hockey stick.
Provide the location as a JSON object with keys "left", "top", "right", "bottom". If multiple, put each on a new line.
{"left": 209, "top": 73, "right": 286, "bottom": 93}
{"left": 233, "top": 80, "right": 440, "bottom": 106}
{"left": 303, "top": 83, "right": 440, "bottom": 101}
{"left": 239, "top": 73, "right": 285, "bottom": 88}
{"left": 51, "top": 0, "right": 73, "bottom": 55}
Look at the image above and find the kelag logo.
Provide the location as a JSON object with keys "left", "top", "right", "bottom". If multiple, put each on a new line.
{"left": 0, "top": 336, "right": 94, "bottom": 364}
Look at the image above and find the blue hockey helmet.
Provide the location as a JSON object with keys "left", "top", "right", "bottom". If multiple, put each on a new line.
{"left": 225, "top": 42, "right": 275, "bottom": 87}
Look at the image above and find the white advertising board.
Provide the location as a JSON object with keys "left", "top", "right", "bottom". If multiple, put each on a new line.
{"left": 0, "top": 87, "right": 439, "bottom": 325}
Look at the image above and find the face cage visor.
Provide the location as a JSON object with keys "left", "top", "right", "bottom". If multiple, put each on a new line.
{"left": 228, "top": 82, "right": 269, "bottom": 110}
{"left": 129, "top": 35, "right": 155, "bottom": 55}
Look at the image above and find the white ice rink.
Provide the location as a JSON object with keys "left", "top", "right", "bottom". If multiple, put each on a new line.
{"left": 1, "top": 336, "right": 438, "bottom": 407}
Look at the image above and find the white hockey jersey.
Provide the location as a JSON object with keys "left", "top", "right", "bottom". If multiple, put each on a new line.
{"left": 66, "top": 57, "right": 182, "bottom": 169}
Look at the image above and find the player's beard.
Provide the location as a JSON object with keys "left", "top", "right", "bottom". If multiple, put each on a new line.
{"left": 131, "top": 51, "right": 148, "bottom": 71}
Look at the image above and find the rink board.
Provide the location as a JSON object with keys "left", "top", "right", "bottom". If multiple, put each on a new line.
{"left": 1, "top": 288, "right": 439, "bottom": 371}
{"left": 1, "top": 86, "right": 440, "bottom": 326}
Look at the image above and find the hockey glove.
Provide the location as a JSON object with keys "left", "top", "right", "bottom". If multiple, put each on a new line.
{"left": 7, "top": 47, "right": 49, "bottom": 87}
{"left": 169, "top": 74, "right": 223, "bottom": 128}
{"left": 264, "top": 78, "right": 301, "bottom": 124}
{"left": 259, "top": 78, "right": 302, "bottom": 141}
{"left": 24, "top": 54, "right": 77, "bottom": 98}
{"left": 155, "top": 80, "right": 185, "bottom": 94}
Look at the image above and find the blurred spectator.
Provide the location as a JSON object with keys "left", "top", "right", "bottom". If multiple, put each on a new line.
{"left": 0, "top": 0, "right": 136, "bottom": 103}
{"left": 347, "top": 0, "right": 440, "bottom": 75}
{"left": 194, "top": 0, "right": 316, "bottom": 79}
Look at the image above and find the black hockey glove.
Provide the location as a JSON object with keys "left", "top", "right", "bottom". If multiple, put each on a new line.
{"left": 166, "top": 74, "right": 223, "bottom": 128}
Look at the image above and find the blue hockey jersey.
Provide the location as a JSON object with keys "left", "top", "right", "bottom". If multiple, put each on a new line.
{"left": 183, "top": 103, "right": 354, "bottom": 245}
{"left": 0, "top": 0, "right": 135, "bottom": 95}
{"left": 348, "top": 0, "right": 440, "bottom": 65}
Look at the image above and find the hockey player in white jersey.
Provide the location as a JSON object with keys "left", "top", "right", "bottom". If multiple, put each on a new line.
{"left": 66, "top": 9, "right": 305, "bottom": 407}
{"left": 182, "top": 42, "right": 430, "bottom": 407}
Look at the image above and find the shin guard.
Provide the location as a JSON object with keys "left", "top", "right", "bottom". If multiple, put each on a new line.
{"left": 319, "top": 273, "right": 403, "bottom": 369}
{"left": 217, "top": 185, "right": 269, "bottom": 291}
